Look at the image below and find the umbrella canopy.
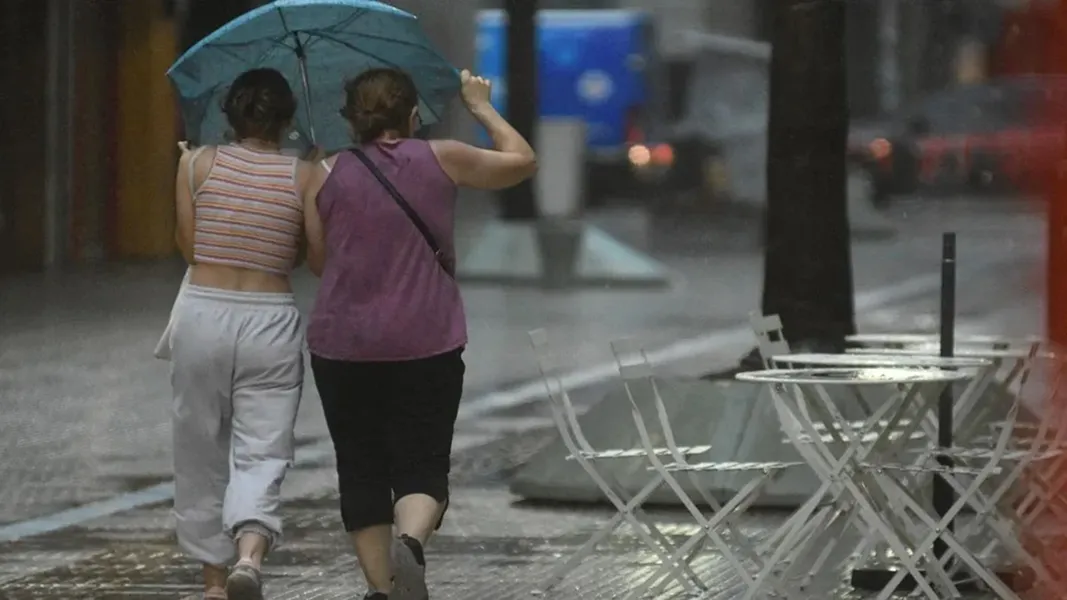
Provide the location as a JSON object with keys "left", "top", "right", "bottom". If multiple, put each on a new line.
{"left": 167, "top": 0, "right": 460, "bottom": 153}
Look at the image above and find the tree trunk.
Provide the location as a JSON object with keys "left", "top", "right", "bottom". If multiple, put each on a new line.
{"left": 500, "top": 0, "right": 538, "bottom": 221}
{"left": 760, "top": 0, "right": 855, "bottom": 350}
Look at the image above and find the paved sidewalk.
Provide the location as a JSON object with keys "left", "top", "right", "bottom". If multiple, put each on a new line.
{"left": 0, "top": 199, "right": 1043, "bottom": 597}
{"left": 0, "top": 277, "right": 1036, "bottom": 599}
{"left": 0, "top": 456, "right": 1005, "bottom": 599}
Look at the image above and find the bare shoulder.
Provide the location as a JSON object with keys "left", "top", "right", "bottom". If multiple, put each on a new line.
{"left": 181, "top": 145, "right": 216, "bottom": 191}
{"left": 195, "top": 146, "right": 217, "bottom": 170}
{"left": 180, "top": 144, "right": 214, "bottom": 166}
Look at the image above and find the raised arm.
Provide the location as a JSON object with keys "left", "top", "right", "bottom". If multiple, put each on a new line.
{"left": 431, "top": 70, "right": 537, "bottom": 190}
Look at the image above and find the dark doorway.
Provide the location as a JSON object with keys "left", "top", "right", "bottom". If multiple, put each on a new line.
{"left": 0, "top": 0, "right": 48, "bottom": 274}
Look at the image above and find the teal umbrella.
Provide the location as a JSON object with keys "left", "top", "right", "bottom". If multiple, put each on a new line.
{"left": 167, "top": 0, "right": 460, "bottom": 153}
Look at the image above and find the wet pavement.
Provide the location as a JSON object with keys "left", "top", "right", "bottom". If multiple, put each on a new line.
{"left": 0, "top": 482, "right": 1004, "bottom": 599}
{"left": 0, "top": 199, "right": 1044, "bottom": 597}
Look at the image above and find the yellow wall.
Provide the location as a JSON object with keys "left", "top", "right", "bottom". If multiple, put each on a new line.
{"left": 114, "top": 0, "right": 178, "bottom": 258}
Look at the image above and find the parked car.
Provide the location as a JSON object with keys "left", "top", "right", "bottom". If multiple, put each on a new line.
{"left": 849, "top": 75, "right": 1067, "bottom": 204}
{"left": 638, "top": 33, "right": 770, "bottom": 215}
{"left": 475, "top": 9, "right": 668, "bottom": 208}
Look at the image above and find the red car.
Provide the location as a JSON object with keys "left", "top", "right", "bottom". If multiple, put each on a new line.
{"left": 849, "top": 76, "right": 1067, "bottom": 204}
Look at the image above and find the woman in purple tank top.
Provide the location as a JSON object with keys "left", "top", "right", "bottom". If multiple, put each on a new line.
{"left": 301, "top": 68, "right": 536, "bottom": 600}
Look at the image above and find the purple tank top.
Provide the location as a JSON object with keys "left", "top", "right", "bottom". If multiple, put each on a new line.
{"left": 307, "top": 139, "right": 467, "bottom": 361}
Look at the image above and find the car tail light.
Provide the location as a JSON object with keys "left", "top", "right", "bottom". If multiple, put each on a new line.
{"left": 650, "top": 143, "right": 674, "bottom": 166}
{"left": 627, "top": 143, "right": 674, "bottom": 169}
{"left": 869, "top": 137, "right": 893, "bottom": 160}
{"left": 628, "top": 144, "right": 652, "bottom": 167}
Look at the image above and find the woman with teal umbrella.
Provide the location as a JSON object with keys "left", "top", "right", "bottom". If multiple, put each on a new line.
{"left": 171, "top": 68, "right": 317, "bottom": 600}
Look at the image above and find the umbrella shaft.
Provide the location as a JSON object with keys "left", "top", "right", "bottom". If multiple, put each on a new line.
{"left": 298, "top": 55, "right": 316, "bottom": 144}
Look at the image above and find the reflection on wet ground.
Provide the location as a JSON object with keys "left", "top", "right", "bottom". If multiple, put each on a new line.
{"left": 0, "top": 487, "right": 1002, "bottom": 599}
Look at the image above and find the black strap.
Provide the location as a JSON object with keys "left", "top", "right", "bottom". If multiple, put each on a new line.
{"left": 349, "top": 148, "right": 454, "bottom": 277}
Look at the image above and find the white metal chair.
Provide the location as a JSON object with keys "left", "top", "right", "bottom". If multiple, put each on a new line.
{"left": 527, "top": 329, "right": 710, "bottom": 596}
{"left": 749, "top": 312, "right": 790, "bottom": 368}
{"left": 750, "top": 311, "right": 883, "bottom": 430}
{"left": 945, "top": 352, "right": 1067, "bottom": 593}
{"left": 611, "top": 337, "right": 805, "bottom": 599}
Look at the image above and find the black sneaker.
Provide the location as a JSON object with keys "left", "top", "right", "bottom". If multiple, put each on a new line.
{"left": 364, "top": 593, "right": 389, "bottom": 600}
{"left": 390, "top": 535, "right": 428, "bottom": 600}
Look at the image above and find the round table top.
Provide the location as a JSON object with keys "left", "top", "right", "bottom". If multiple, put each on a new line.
{"left": 736, "top": 367, "right": 971, "bottom": 385}
{"left": 846, "top": 332, "right": 1042, "bottom": 346}
{"left": 771, "top": 352, "right": 991, "bottom": 369}
{"left": 846, "top": 346, "right": 1035, "bottom": 359}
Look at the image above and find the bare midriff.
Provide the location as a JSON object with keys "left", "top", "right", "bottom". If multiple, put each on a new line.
{"left": 189, "top": 263, "right": 293, "bottom": 294}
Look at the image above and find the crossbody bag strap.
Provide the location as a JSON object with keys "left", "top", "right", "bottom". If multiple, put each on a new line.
{"left": 349, "top": 148, "right": 454, "bottom": 277}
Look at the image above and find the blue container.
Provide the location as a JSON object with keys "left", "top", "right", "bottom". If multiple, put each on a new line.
{"left": 475, "top": 9, "right": 654, "bottom": 151}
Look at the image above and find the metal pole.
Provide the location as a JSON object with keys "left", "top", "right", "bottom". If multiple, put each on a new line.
{"left": 295, "top": 48, "right": 316, "bottom": 145}
{"left": 277, "top": 6, "right": 316, "bottom": 146}
{"left": 935, "top": 231, "right": 956, "bottom": 561}
{"left": 501, "top": 0, "right": 538, "bottom": 221}
{"left": 44, "top": 0, "right": 73, "bottom": 269}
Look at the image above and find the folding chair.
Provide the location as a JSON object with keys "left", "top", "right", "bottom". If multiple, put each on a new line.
{"left": 527, "top": 329, "right": 710, "bottom": 596}
{"left": 951, "top": 342, "right": 1043, "bottom": 447}
{"left": 781, "top": 354, "right": 1049, "bottom": 598}
{"left": 760, "top": 371, "right": 948, "bottom": 595}
{"left": 611, "top": 338, "right": 805, "bottom": 600}
{"left": 944, "top": 352, "right": 1067, "bottom": 593}
{"left": 749, "top": 309, "right": 910, "bottom": 585}
{"left": 861, "top": 400, "right": 1023, "bottom": 600}
{"left": 747, "top": 312, "right": 889, "bottom": 590}
{"left": 750, "top": 311, "right": 882, "bottom": 430}
{"left": 749, "top": 312, "right": 790, "bottom": 368}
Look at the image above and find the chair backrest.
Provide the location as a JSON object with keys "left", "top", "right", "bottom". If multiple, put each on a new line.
{"left": 528, "top": 328, "right": 597, "bottom": 456}
{"left": 527, "top": 329, "right": 638, "bottom": 510}
{"left": 611, "top": 338, "right": 686, "bottom": 466}
{"left": 749, "top": 312, "right": 791, "bottom": 367}
{"left": 1018, "top": 347, "right": 1065, "bottom": 452}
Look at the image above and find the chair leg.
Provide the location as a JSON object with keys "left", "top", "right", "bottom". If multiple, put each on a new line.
{"left": 536, "top": 473, "right": 703, "bottom": 595}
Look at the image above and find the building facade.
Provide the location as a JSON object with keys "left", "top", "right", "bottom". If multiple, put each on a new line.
{"left": 0, "top": 0, "right": 180, "bottom": 274}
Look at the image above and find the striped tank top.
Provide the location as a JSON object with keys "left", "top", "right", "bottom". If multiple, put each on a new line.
{"left": 193, "top": 145, "right": 303, "bottom": 275}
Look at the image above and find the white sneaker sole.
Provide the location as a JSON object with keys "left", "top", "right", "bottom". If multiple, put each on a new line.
{"left": 391, "top": 538, "right": 428, "bottom": 600}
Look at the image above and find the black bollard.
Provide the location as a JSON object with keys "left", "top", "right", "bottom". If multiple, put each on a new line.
{"left": 935, "top": 232, "right": 956, "bottom": 560}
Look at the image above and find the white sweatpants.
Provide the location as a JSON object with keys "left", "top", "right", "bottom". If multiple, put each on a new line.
{"left": 170, "top": 285, "right": 304, "bottom": 566}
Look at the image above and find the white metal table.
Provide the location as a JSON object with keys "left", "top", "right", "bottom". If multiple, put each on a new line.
{"left": 846, "top": 345, "right": 1042, "bottom": 442}
{"left": 847, "top": 332, "right": 1043, "bottom": 352}
{"left": 772, "top": 352, "right": 995, "bottom": 442}
{"left": 843, "top": 346, "right": 1067, "bottom": 594}
{"left": 737, "top": 367, "right": 1019, "bottom": 599}
{"left": 766, "top": 354, "right": 1006, "bottom": 588}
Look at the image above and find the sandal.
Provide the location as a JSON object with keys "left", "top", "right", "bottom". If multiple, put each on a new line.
{"left": 226, "top": 561, "right": 263, "bottom": 600}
